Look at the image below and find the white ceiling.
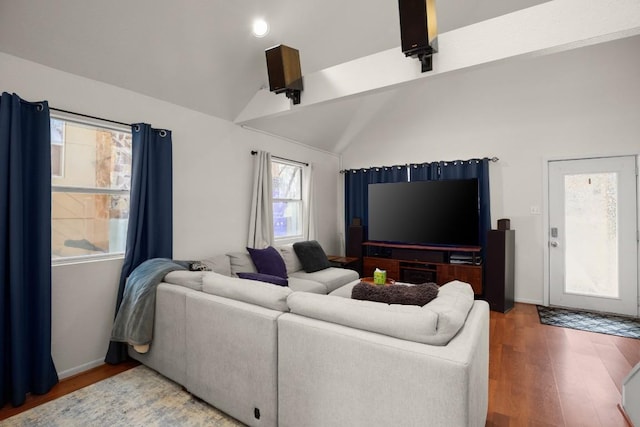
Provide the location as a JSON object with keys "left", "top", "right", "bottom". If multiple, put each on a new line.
{"left": 0, "top": 0, "right": 550, "bottom": 126}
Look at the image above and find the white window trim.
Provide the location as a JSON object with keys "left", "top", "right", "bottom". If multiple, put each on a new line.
{"left": 272, "top": 159, "right": 305, "bottom": 242}
{"left": 51, "top": 118, "right": 65, "bottom": 178}
{"left": 52, "top": 253, "right": 125, "bottom": 266}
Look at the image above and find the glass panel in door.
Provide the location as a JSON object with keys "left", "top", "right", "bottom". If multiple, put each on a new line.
{"left": 564, "top": 173, "right": 618, "bottom": 298}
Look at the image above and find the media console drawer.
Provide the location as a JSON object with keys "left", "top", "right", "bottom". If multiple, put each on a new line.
{"left": 437, "top": 264, "right": 482, "bottom": 294}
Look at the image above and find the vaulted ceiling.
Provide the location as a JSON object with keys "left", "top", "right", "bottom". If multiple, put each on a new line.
{"left": 0, "top": 0, "right": 549, "bottom": 127}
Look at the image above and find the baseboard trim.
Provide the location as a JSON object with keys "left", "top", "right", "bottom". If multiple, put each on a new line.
{"left": 58, "top": 358, "right": 104, "bottom": 380}
{"left": 514, "top": 298, "right": 543, "bottom": 306}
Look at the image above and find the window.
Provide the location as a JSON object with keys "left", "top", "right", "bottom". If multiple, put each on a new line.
{"left": 51, "top": 116, "right": 132, "bottom": 261}
{"left": 272, "top": 160, "right": 303, "bottom": 240}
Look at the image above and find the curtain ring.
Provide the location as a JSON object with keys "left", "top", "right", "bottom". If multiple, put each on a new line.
{"left": 159, "top": 130, "right": 167, "bottom": 137}
{"left": 36, "top": 103, "right": 44, "bottom": 112}
{"left": 133, "top": 124, "right": 141, "bottom": 132}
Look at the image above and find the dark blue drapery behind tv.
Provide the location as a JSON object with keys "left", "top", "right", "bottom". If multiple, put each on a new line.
{"left": 344, "top": 166, "right": 408, "bottom": 231}
{"left": 105, "top": 123, "right": 173, "bottom": 364}
{"left": 0, "top": 92, "right": 59, "bottom": 407}
{"left": 345, "top": 158, "right": 491, "bottom": 257}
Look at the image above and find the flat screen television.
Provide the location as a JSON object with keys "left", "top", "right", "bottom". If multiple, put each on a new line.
{"left": 368, "top": 179, "right": 479, "bottom": 247}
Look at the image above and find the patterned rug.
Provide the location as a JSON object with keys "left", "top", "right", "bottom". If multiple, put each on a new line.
{"left": 1, "top": 365, "right": 244, "bottom": 426}
{"left": 537, "top": 305, "right": 640, "bottom": 339}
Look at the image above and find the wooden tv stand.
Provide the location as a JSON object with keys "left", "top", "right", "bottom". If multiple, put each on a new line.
{"left": 362, "top": 242, "right": 483, "bottom": 295}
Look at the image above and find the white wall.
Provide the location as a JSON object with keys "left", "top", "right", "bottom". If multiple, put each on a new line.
{"left": 0, "top": 52, "right": 341, "bottom": 377}
{"left": 340, "top": 36, "right": 640, "bottom": 305}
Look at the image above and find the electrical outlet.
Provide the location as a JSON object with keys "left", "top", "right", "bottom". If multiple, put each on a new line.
{"left": 530, "top": 206, "right": 541, "bottom": 215}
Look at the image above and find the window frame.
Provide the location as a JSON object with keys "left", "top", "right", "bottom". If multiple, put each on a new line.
{"left": 271, "top": 158, "right": 305, "bottom": 243}
{"left": 51, "top": 113, "right": 132, "bottom": 265}
{"left": 50, "top": 118, "right": 65, "bottom": 178}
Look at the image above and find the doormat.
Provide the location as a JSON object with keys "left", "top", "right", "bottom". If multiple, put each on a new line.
{"left": 537, "top": 305, "right": 640, "bottom": 339}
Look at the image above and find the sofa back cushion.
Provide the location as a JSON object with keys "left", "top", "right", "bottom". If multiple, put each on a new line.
{"left": 276, "top": 244, "right": 303, "bottom": 274}
{"left": 200, "top": 254, "right": 232, "bottom": 276}
{"left": 163, "top": 270, "right": 206, "bottom": 291}
{"left": 226, "top": 251, "right": 257, "bottom": 276}
{"left": 287, "top": 280, "right": 474, "bottom": 345}
{"left": 423, "top": 280, "right": 475, "bottom": 342}
{"left": 203, "top": 271, "right": 291, "bottom": 312}
{"left": 287, "top": 292, "right": 437, "bottom": 343}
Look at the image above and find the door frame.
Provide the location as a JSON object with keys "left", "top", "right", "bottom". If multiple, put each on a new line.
{"left": 542, "top": 154, "right": 640, "bottom": 312}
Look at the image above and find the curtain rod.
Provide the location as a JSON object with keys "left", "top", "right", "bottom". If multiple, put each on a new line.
{"left": 50, "top": 107, "right": 131, "bottom": 128}
{"left": 250, "top": 150, "right": 309, "bottom": 167}
{"left": 339, "top": 157, "right": 499, "bottom": 174}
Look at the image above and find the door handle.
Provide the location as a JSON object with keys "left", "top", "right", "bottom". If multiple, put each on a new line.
{"left": 550, "top": 241, "right": 559, "bottom": 247}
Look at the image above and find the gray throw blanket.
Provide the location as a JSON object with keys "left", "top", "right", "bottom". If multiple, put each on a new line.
{"left": 111, "top": 258, "right": 188, "bottom": 346}
{"left": 351, "top": 282, "right": 440, "bottom": 306}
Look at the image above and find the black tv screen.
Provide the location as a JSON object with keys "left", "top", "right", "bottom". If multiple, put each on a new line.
{"left": 368, "top": 179, "right": 479, "bottom": 247}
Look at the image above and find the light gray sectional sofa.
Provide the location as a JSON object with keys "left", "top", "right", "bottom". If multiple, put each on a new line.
{"left": 128, "top": 246, "right": 489, "bottom": 427}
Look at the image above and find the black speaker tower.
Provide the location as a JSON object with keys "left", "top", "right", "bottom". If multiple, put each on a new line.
{"left": 485, "top": 229, "right": 515, "bottom": 313}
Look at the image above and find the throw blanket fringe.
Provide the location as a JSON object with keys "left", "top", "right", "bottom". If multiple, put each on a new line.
{"left": 111, "top": 258, "right": 189, "bottom": 347}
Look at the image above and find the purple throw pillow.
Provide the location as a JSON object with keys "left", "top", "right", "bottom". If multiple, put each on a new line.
{"left": 237, "top": 272, "right": 288, "bottom": 287}
{"left": 246, "top": 246, "right": 288, "bottom": 279}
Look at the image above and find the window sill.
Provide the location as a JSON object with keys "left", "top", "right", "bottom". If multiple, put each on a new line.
{"left": 52, "top": 253, "right": 125, "bottom": 267}
{"left": 274, "top": 236, "right": 306, "bottom": 246}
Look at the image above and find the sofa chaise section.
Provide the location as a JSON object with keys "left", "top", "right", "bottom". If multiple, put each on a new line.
{"left": 277, "top": 282, "right": 489, "bottom": 427}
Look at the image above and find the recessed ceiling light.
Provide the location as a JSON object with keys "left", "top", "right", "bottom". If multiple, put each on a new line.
{"left": 252, "top": 19, "right": 269, "bottom": 38}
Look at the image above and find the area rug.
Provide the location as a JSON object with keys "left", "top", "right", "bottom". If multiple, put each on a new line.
{"left": 1, "top": 365, "right": 244, "bottom": 426}
{"left": 537, "top": 305, "right": 640, "bottom": 339}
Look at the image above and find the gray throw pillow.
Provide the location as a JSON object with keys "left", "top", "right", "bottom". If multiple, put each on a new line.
{"left": 293, "top": 240, "right": 331, "bottom": 273}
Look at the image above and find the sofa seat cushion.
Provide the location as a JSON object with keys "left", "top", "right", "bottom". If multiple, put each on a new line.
{"left": 290, "top": 267, "right": 359, "bottom": 293}
{"left": 288, "top": 277, "right": 327, "bottom": 294}
{"left": 287, "top": 280, "right": 474, "bottom": 345}
{"left": 203, "top": 271, "right": 291, "bottom": 312}
{"left": 328, "top": 280, "right": 360, "bottom": 298}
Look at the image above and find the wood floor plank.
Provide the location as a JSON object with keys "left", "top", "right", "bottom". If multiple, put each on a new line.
{"left": 593, "top": 341, "right": 634, "bottom": 393}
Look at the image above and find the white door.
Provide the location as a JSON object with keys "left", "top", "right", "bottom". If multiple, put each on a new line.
{"left": 549, "top": 156, "right": 638, "bottom": 316}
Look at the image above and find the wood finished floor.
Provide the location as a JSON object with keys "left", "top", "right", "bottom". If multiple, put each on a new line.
{"left": 1, "top": 303, "right": 638, "bottom": 426}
